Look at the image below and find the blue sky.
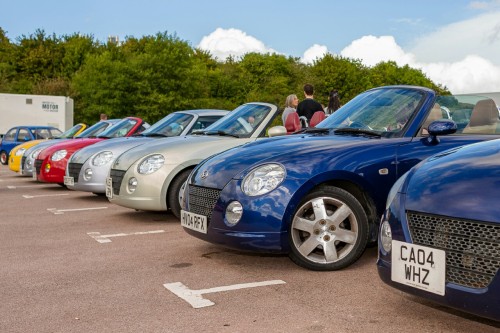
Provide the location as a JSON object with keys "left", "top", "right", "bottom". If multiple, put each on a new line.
{"left": 2, "top": 0, "right": 500, "bottom": 93}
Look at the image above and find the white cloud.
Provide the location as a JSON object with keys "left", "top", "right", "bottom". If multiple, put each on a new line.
{"left": 199, "top": 15, "right": 500, "bottom": 94}
{"left": 338, "top": 34, "right": 500, "bottom": 93}
{"left": 340, "top": 35, "right": 416, "bottom": 67}
{"left": 197, "top": 28, "right": 277, "bottom": 60}
{"left": 410, "top": 11, "right": 500, "bottom": 65}
{"left": 301, "top": 44, "right": 328, "bottom": 64}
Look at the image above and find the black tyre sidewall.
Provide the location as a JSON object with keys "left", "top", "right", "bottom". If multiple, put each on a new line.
{"left": 288, "top": 186, "right": 369, "bottom": 271}
{"left": 167, "top": 169, "right": 192, "bottom": 220}
{"left": 0, "top": 151, "right": 8, "bottom": 165}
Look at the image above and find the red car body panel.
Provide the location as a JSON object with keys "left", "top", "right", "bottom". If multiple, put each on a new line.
{"left": 35, "top": 117, "right": 146, "bottom": 184}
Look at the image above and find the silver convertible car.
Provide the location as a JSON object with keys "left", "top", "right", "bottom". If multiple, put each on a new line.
{"left": 65, "top": 110, "right": 228, "bottom": 194}
{"left": 107, "top": 102, "right": 279, "bottom": 218}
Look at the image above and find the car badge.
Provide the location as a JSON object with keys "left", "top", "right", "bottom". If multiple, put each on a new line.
{"left": 200, "top": 170, "right": 209, "bottom": 179}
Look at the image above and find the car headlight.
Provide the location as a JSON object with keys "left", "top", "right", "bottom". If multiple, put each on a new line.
{"left": 83, "top": 168, "right": 93, "bottom": 181}
{"left": 51, "top": 150, "right": 67, "bottom": 161}
{"left": 242, "top": 163, "right": 285, "bottom": 196}
{"left": 380, "top": 221, "right": 392, "bottom": 253}
{"left": 31, "top": 148, "right": 42, "bottom": 159}
{"left": 225, "top": 201, "right": 243, "bottom": 226}
{"left": 137, "top": 154, "right": 165, "bottom": 175}
{"left": 15, "top": 148, "right": 26, "bottom": 156}
{"left": 92, "top": 151, "right": 113, "bottom": 166}
{"left": 385, "top": 171, "right": 409, "bottom": 210}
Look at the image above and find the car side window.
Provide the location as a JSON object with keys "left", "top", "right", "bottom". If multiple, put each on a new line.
{"left": 17, "top": 128, "right": 31, "bottom": 141}
{"left": 188, "top": 116, "right": 225, "bottom": 134}
{"left": 3, "top": 128, "right": 16, "bottom": 141}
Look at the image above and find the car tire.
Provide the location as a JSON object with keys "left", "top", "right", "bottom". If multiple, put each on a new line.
{"left": 167, "top": 169, "right": 192, "bottom": 220}
{"left": 0, "top": 150, "right": 8, "bottom": 165}
{"left": 288, "top": 186, "right": 369, "bottom": 271}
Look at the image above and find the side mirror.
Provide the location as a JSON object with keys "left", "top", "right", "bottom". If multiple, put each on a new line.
{"left": 268, "top": 126, "right": 287, "bottom": 137}
{"left": 427, "top": 120, "right": 457, "bottom": 144}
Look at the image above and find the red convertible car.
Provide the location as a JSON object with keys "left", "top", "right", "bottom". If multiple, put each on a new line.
{"left": 35, "top": 117, "right": 148, "bottom": 184}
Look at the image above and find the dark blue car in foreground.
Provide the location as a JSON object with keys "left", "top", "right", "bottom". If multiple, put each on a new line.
{"left": 377, "top": 139, "right": 500, "bottom": 321}
{"left": 181, "top": 85, "right": 500, "bottom": 271}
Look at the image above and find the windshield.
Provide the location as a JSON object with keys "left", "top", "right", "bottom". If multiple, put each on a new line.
{"left": 200, "top": 104, "right": 271, "bottom": 138}
{"left": 58, "top": 124, "right": 86, "bottom": 139}
{"left": 141, "top": 113, "right": 193, "bottom": 137}
{"left": 317, "top": 88, "right": 424, "bottom": 137}
{"left": 76, "top": 121, "right": 116, "bottom": 138}
{"left": 98, "top": 118, "right": 139, "bottom": 138}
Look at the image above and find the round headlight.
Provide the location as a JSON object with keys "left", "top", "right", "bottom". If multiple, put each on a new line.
{"left": 128, "top": 177, "right": 138, "bottom": 192}
{"left": 225, "top": 201, "right": 243, "bottom": 226}
{"left": 380, "top": 221, "right": 392, "bottom": 253}
{"left": 83, "top": 168, "right": 93, "bottom": 181}
{"left": 138, "top": 154, "right": 165, "bottom": 175}
{"left": 15, "top": 148, "right": 26, "bottom": 156}
{"left": 51, "top": 150, "right": 67, "bottom": 161}
{"left": 242, "top": 163, "right": 285, "bottom": 196}
{"left": 92, "top": 151, "right": 113, "bottom": 166}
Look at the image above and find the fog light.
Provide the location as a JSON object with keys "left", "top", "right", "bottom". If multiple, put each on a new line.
{"left": 83, "top": 168, "right": 93, "bottom": 181}
{"left": 44, "top": 163, "right": 51, "bottom": 173}
{"left": 225, "top": 201, "right": 243, "bottom": 226}
{"left": 380, "top": 220, "right": 392, "bottom": 253}
{"left": 128, "top": 177, "right": 138, "bottom": 192}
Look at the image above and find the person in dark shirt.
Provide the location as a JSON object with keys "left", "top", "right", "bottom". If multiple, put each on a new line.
{"left": 297, "top": 84, "right": 324, "bottom": 123}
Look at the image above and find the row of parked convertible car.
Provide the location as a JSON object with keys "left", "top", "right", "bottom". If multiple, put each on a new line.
{"left": 2, "top": 85, "right": 500, "bottom": 321}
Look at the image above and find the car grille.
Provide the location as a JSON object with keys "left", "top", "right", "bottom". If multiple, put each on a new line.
{"left": 34, "top": 159, "right": 42, "bottom": 175}
{"left": 21, "top": 156, "right": 26, "bottom": 172}
{"left": 67, "top": 163, "right": 83, "bottom": 183}
{"left": 407, "top": 211, "right": 500, "bottom": 289}
{"left": 109, "top": 169, "right": 126, "bottom": 195}
{"left": 187, "top": 185, "right": 221, "bottom": 223}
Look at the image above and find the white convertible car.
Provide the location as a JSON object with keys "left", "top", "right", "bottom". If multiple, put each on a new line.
{"left": 106, "top": 102, "right": 279, "bottom": 218}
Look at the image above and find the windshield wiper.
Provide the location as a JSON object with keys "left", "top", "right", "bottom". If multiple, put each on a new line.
{"left": 204, "top": 130, "right": 240, "bottom": 138}
{"left": 143, "top": 133, "right": 169, "bottom": 137}
{"left": 294, "top": 127, "right": 331, "bottom": 134}
{"left": 333, "top": 128, "right": 382, "bottom": 137}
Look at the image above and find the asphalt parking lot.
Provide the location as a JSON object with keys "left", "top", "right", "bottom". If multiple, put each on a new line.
{"left": 1, "top": 164, "right": 499, "bottom": 333}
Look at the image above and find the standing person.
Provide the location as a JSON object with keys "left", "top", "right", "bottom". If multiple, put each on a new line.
{"left": 296, "top": 84, "right": 324, "bottom": 123}
{"left": 100, "top": 113, "right": 108, "bottom": 121}
{"left": 282, "top": 94, "right": 299, "bottom": 124}
{"left": 325, "top": 89, "right": 341, "bottom": 115}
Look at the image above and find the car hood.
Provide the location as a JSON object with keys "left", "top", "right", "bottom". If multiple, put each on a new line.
{"left": 190, "top": 133, "right": 384, "bottom": 189}
{"left": 38, "top": 138, "right": 105, "bottom": 159}
{"left": 404, "top": 139, "right": 500, "bottom": 223}
{"left": 111, "top": 135, "right": 253, "bottom": 170}
{"left": 70, "top": 136, "right": 154, "bottom": 163}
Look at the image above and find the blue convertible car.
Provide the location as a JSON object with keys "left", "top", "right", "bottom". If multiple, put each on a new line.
{"left": 377, "top": 139, "right": 500, "bottom": 321}
{"left": 181, "top": 85, "right": 500, "bottom": 271}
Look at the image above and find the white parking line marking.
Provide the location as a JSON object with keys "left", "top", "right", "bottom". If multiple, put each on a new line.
{"left": 47, "top": 207, "right": 108, "bottom": 215}
{"left": 87, "top": 230, "right": 165, "bottom": 243}
{"left": 23, "top": 193, "right": 69, "bottom": 199}
{"left": 8, "top": 184, "right": 56, "bottom": 189}
{"left": 164, "top": 280, "right": 286, "bottom": 308}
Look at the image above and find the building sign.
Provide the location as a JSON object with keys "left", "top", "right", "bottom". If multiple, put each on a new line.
{"left": 42, "top": 102, "right": 59, "bottom": 112}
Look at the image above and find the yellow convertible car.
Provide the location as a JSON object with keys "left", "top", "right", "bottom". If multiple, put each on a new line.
{"left": 8, "top": 123, "right": 87, "bottom": 173}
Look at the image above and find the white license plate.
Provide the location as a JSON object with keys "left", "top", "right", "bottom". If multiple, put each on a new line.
{"left": 63, "top": 176, "right": 74, "bottom": 186}
{"left": 391, "top": 240, "right": 446, "bottom": 295}
{"left": 180, "top": 210, "right": 207, "bottom": 234}
{"left": 32, "top": 171, "right": 37, "bottom": 180}
{"left": 105, "top": 177, "right": 113, "bottom": 199}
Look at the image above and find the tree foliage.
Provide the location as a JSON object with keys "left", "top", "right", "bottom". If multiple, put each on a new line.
{"left": 0, "top": 27, "right": 449, "bottom": 125}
